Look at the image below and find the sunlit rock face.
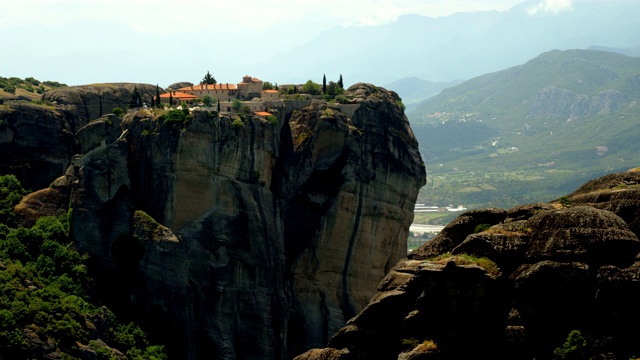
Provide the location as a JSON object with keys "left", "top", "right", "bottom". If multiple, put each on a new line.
{"left": 66, "top": 83, "right": 425, "bottom": 359}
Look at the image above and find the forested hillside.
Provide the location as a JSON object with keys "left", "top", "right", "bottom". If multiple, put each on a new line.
{"left": 409, "top": 49, "right": 640, "bottom": 209}
{"left": 0, "top": 175, "right": 167, "bottom": 359}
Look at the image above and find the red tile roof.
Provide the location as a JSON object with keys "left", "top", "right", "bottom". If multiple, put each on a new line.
{"left": 254, "top": 111, "right": 273, "bottom": 117}
{"left": 179, "top": 83, "right": 237, "bottom": 91}
{"left": 159, "top": 92, "right": 198, "bottom": 100}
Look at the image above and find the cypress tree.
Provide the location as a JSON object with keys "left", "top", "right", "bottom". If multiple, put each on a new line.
{"left": 322, "top": 74, "right": 327, "bottom": 94}
{"left": 338, "top": 74, "right": 344, "bottom": 89}
{"left": 129, "top": 86, "right": 142, "bottom": 109}
{"left": 155, "top": 84, "right": 161, "bottom": 107}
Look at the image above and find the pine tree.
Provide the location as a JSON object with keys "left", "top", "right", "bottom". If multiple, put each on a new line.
{"left": 201, "top": 71, "right": 216, "bottom": 85}
{"left": 338, "top": 74, "right": 344, "bottom": 89}
{"left": 169, "top": 92, "right": 173, "bottom": 106}
{"left": 129, "top": 86, "right": 142, "bottom": 109}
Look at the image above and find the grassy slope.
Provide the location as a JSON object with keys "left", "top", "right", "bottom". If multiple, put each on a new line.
{"left": 408, "top": 49, "right": 640, "bottom": 210}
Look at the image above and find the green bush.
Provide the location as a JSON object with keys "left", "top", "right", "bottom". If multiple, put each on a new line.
{"left": 554, "top": 330, "right": 587, "bottom": 359}
{"left": 159, "top": 109, "right": 187, "bottom": 127}
{"left": 474, "top": 223, "right": 491, "bottom": 233}
{"left": 266, "top": 115, "right": 278, "bottom": 126}
{"left": 231, "top": 99, "right": 242, "bottom": 112}
{"left": 429, "top": 252, "right": 500, "bottom": 277}
{"left": 3, "top": 84, "right": 16, "bottom": 94}
{"left": 112, "top": 107, "right": 124, "bottom": 117}
{"left": 232, "top": 117, "right": 245, "bottom": 131}
{"left": 0, "top": 174, "right": 28, "bottom": 226}
{"left": 401, "top": 338, "right": 420, "bottom": 350}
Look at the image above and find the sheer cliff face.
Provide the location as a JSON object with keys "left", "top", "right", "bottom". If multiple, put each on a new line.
{"left": 67, "top": 83, "right": 426, "bottom": 359}
{"left": 0, "top": 101, "right": 75, "bottom": 190}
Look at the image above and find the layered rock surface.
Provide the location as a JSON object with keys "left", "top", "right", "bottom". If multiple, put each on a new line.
{"left": 56, "top": 83, "right": 425, "bottom": 359}
{"left": 0, "top": 84, "right": 158, "bottom": 191}
{"left": 296, "top": 168, "right": 640, "bottom": 360}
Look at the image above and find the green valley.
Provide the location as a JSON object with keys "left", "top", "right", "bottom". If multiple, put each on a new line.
{"left": 409, "top": 49, "right": 640, "bottom": 210}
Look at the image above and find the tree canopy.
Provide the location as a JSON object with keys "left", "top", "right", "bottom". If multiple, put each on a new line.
{"left": 128, "top": 86, "right": 142, "bottom": 109}
{"left": 202, "top": 94, "right": 216, "bottom": 107}
{"left": 201, "top": 71, "right": 216, "bottom": 85}
{"left": 301, "top": 80, "right": 321, "bottom": 95}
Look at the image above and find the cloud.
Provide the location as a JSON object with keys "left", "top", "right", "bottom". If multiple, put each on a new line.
{"left": 526, "top": 0, "right": 573, "bottom": 15}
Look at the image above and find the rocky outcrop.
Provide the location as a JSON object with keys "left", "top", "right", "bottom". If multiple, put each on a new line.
{"left": 0, "top": 101, "right": 75, "bottom": 190}
{"left": 0, "top": 84, "right": 160, "bottom": 191}
{"left": 297, "top": 168, "right": 640, "bottom": 360}
{"left": 13, "top": 165, "right": 75, "bottom": 228}
{"left": 43, "top": 83, "right": 158, "bottom": 131}
{"left": 528, "top": 86, "right": 625, "bottom": 120}
{"left": 64, "top": 83, "right": 425, "bottom": 359}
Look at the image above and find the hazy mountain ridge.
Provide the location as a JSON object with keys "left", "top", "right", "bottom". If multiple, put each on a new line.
{"left": 408, "top": 49, "right": 640, "bottom": 209}
{"left": 384, "top": 77, "right": 462, "bottom": 112}
{"left": 257, "top": 0, "right": 640, "bottom": 87}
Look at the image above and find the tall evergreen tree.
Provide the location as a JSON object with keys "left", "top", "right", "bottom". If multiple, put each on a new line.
{"left": 322, "top": 74, "right": 327, "bottom": 94}
{"left": 169, "top": 92, "right": 173, "bottom": 106}
{"left": 217, "top": 99, "right": 221, "bottom": 112}
{"left": 155, "top": 84, "right": 161, "bottom": 107}
{"left": 129, "top": 86, "right": 142, "bottom": 109}
{"left": 201, "top": 71, "right": 216, "bottom": 85}
{"left": 338, "top": 74, "right": 344, "bottom": 89}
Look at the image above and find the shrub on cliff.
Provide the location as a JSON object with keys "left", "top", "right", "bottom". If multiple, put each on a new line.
{"left": 429, "top": 252, "right": 501, "bottom": 276}
{"left": 232, "top": 117, "right": 245, "bottom": 130}
{"left": 158, "top": 109, "right": 187, "bottom": 127}
{"left": 267, "top": 115, "right": 278, "bottom": 125}
{"left": 554, "top": 330, "right": 587, "bottom": 359}
{"left": 0, "top": 174, "right": 28, "bottom": 226}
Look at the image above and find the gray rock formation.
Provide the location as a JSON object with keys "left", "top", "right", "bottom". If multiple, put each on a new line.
{"left": 43, "top": 83, "right": 158, "bottom": 131}
{"left": 0, "top": 101, "right": 75, "bottom": 190}
{"left": 65, "top": 83, "right": 425, "bottom": 359}
{"left": 0, "top": 83, "right": 161, "bottom": 191}
{"left": 296, "top": 168, "right": 640, "bottom": 360}
{"left": 528, "top": 86, "right": 625, "bottom": 120}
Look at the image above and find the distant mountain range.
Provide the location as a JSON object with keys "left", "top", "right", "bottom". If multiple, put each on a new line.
{"left": 383, "top": 77, "right": 461, "bottom": 112}
{"left": 408, "top": 49, "right": 640, "bottom": 209}
{"left": 257, "top": 0, "right": 640, "bottom": 94}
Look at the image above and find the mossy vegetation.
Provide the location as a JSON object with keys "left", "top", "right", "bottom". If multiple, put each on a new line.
{"left": 0, "top": 77, "right": 67, "bottom": 101}
{"left": 428, "top": 252, "right": 501, "bottom": 277}
{"left": 157, "top": 108, "right": 187, "bottom": 127}
{"left": 232, "top": 117, "right": 245, "bottom": 130}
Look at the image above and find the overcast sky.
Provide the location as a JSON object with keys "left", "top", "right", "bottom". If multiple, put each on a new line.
{"left": 1, "top": 0, "right": 574, "bottom": 87}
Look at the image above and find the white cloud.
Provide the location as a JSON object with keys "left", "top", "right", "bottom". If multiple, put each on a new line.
{"left": 526, "top": 0, "right": 573, "bottom": 15}
{"left": 1, "top": 0, "right": 525, "bottom": 33}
